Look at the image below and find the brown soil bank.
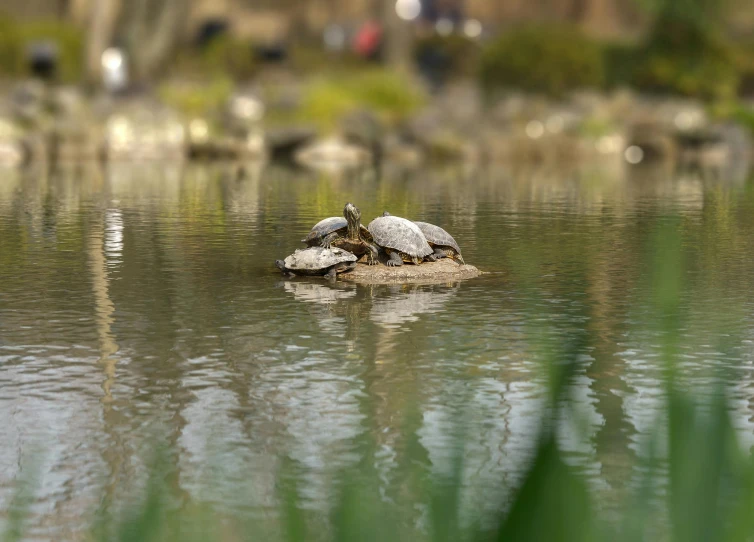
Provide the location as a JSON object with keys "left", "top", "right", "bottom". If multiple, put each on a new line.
{"left": 341, "top": 258, "right": 481, "bottom": 285}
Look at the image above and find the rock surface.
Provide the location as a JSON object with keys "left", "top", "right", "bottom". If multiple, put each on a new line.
{"left": 340, "top": 258, "right": 480, "bottom": 285}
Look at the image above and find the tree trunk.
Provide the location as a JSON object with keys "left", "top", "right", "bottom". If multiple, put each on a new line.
{"left": 381, "top": 0, "right": 412, "bottom": 71}
{"left": 120, "top": 0, "right": 191, "bottom": 84}
{"left": 85, "top": 0, "right": 121, "bottom": 87}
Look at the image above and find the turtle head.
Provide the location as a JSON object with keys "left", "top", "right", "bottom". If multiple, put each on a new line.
{"left": 344, "top": 202, "right": 361, "bottom": 222}
{"left": 382, "top": 211, "right": 391, "bottom": 217}
{"left": 344, "top": 202, "right": 361, "bottom": 238}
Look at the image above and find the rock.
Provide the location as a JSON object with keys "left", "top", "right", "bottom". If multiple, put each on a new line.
{"left": 103, "top": 102, "right": 186, "bottom": 160}
{"left": 627, "top": 123, "right": 677, "bottom": 162}
{"left": 0, "top": 115, "right": 27, "bottom": 166}
{"left": 188, "top": 133, "right": 265, "bottom": 161}
{"left": 340, "top": 258, "right": 480, "bottom": 285}
{"left": 341, "top": 109, "right": 384, "bottom": 153}
{"left": 265, "top": 126, "right": 317, "bottom": 160}
{"left": 225, "top": 91, "right": 265, "bottom": 138}
{"left": 294, "top": 136, "right": 372, "bottom": 172}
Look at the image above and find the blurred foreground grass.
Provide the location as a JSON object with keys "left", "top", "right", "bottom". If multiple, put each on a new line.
{"left": 3, "top": 219, "right": 754, "bottom": 542}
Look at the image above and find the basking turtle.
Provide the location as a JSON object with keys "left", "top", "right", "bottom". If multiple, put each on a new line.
{"left": 302, "top": 203, "right": 379, "bottom": 265}
{"left": 367, "top": 215, "right": 434, "bottom": 266}
{"left": 413, "top": 222, "right": 465, "bottom": 264}
{"left": 382, "top": 212, "right": 465, "bottom": 264}
{"left": 275, "top": 247, "right": 357, "bottom": 280}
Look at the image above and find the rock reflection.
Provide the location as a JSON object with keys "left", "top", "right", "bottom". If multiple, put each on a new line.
{"left": 369, "top": 284, "right": 459, "bottom": 329}
{"left": 278, "top": 280, "right": 461, "bottom": 354}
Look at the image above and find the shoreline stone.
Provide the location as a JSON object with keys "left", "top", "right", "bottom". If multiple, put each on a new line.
{"left": 340, "top": 258, "right": 481, "bottom": 285}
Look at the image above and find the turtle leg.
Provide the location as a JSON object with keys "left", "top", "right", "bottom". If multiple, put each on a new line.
{"left": 433, "top": 247, "right": 447, "bottom": 259}
{"left": 366, "top": 242, "right": 380, "bottom": 266}
{"left": 386, "top": 251, "right": 403, "bottom": 267}
{"left": 326, "top": 262, "right": 356, "bottom": 280}
{"left": 320, "top": 232, "right": 340, "bottom": 249}
{"left": 453, "top": 253, "right": 465, "bottom": 265}
{"left": 424, "top": 253, "right": 437, "bottom": 262}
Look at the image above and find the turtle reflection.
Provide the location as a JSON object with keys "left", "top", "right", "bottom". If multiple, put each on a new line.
{"left": 278, "top": 280, "right": 461, "bottom": 349}
{"left": 280, "top": 281, "right": 460, "bottom": 328}
{"left": 369, "top": 284, "right": 459, "bottom": 329}
{"left": 281, "top": 280, "right": 358, "bottom": 304}
{"left": 279, "top": 280, "right": 365, "bottom": 349}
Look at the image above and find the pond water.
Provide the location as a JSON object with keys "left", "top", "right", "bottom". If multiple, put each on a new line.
{"left": 2, "top": 161, "right": 754, "bottom": 538}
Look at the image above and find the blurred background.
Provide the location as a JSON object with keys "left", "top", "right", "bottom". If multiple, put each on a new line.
{"left": 6, "top": 3, "right": 754, "bottom": 541}
{"left": 0, "top": 0, "right": 754, "bottom": 170}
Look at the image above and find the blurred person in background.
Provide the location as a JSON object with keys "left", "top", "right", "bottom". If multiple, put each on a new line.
{"left": 353, "top": 19, "right": 383, "bottom": 62}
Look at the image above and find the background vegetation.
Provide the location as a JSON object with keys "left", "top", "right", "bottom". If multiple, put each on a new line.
{"left": 479, "top": 24, "right": 605, "bottom": 97}
{"left": 0, "top": 0, "right": 753, "bottom": 114}
{"left": 0, "top": 15, "right": 83, "bottom": 83}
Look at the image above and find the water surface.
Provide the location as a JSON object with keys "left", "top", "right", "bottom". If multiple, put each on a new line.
{"left": 2, "top": 161, "right": 754, "bottom": 538}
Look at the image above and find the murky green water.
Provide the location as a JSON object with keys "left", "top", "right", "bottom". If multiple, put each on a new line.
{"left": 2, "top": 161, "right": 754, "bottom": 538}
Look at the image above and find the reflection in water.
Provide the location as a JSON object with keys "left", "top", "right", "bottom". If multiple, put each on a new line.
{"left": 2, "top": 162, "right": 754, "bottom": 536}
{"left": 87, "top": 208, "right": 125, "bottom": 523}
{"left": 89, "top": 214, "right": 119, "bottom": 401}
{"left": 369, "top": 285, "right": 459, "bottom": 329}
{"left": 282, "top": 280, "right": 357, "bottom": 304}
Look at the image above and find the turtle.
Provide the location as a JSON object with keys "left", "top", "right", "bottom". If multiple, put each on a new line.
{"left": 275, "top": 247, "right": 357, "bottom": 280}
{"left": 382, "top": 212, "right": 465, "bottom": 265}
{"left": 302, "top": 203, "right": 379, "bottom": 265}
{"left": 367, "top": 215, "right": 434, "bottom": 266}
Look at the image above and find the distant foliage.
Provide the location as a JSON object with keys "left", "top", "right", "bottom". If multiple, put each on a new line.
{"left": 157, "top": 77, "right": 233, "bottom": 118}
{"left": 479, "top": 25, "right": 604, "bottom": 97}
{"left": 0, "top": 15, "right": 84, "bottom": 82}
{"left": 733, "top": 39, "right": 754, "bottom": 97}
{"left": 630, "top": 13, "right": 739, "bottom": 101}
{"left": 173, "top": 37, "right": 258, "bottom": 82}
{"left": 299, "top": 69, "right": 426, "bottom": 131}
{"left": 633, "top": 0, "right": 729, "bottom": 30}
{"left": 0, "top": 16, "right": 23, "bottom": 75}
{"left": 603, "top": 41, "right": 640, "bottom": 90}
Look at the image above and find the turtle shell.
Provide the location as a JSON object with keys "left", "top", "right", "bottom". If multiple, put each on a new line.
{"left": 302, "top": 217, "right": 373, "bottom": 245}
{"left": 302, "top": 217, "right": 347, "bottom": 244}
{"left": 367, "top": 216, "right": 433, "bottom": 258}
{"left": 283, "top": 247, "right": 357, "bottom": 272}
{"left": 413, "top": 221, "right": 462, "bottom": 255}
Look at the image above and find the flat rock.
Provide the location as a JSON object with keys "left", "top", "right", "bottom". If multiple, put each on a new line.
{"left": 341, "top": 258, "right": 480, "bottom": 285}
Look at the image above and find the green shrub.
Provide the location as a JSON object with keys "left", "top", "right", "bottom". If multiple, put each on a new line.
{"left": 630, "top": 15, "right": 739, "bottom": 101}
{"left": 173, "top": 37, "right": 258, "bottom": 82}
{"left": 720, "top": 102, "right": 754, "bottom": 136}
{"left": 287, "top": 43, "right": 371, "bottom": 75}
{"left": 603, "top": 41, "right": 641, "bottom": 89}
{"left": 298, "top": 69, "right": 426, "bottom": 132}
{"left": 158, "top": 77, "right": 233, "bottom": 118}
{"left": 479, "top": 24, "right": 604, "bottom": 97}
{"left": 0, "top": 15, "right": 23, "bottom": 75}
{"left": 734, "top": 39, "right": 754, "bottom": 96}
{"left": 0, "top": 15, "right": 84, "bottom": 82}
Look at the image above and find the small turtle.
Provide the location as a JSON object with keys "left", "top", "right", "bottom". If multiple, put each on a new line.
{"left": 275, "top": 247, "right": 357, "bottom": 280}
{"left": 382, "top": 212, "right": 465, "bottom": 264}
{"left": 302, "top": 203, "right": 379, "bottom": 265}
{"left": 367, "top": 215, "right": 434, "bottom": 266}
